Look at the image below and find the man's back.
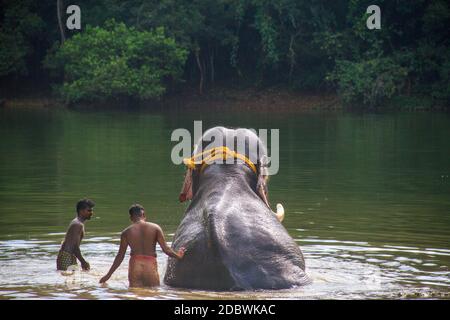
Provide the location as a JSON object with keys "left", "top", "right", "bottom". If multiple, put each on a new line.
{"left": 123, "top": 221, "right": 159, "bottom": 257}
{"left": 99, "top": 204, "right": 184, "bottom": 288}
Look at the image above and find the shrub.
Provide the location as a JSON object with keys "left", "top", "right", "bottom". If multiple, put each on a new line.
{"left": 45, "top": 20, "right": 188, "bottom": 104}
{"left": 330, "top": 58, "right": 408, "bottom": 108}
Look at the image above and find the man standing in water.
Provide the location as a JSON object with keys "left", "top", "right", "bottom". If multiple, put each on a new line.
{"left": 99, "top": 204, "right": 185, "bottom": 287}
{"left": 56, "top": 198, "right": 94, "bottom": 271}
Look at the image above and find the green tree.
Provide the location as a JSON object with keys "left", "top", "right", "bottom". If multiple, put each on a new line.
{"left": 45, "top": 20, "right": 188, "bottom": 104}
{"left": 331, "top": 58, "right": 408, "bottom": 107}
{"left": 1, "top": 0, "right": 449, "bottom": 107}
{"left": 0, "top": 0, "right": 45, "bottom": 76}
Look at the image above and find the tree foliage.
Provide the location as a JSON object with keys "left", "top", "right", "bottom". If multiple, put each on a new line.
{"left": 1, "top": 0, "right": 449, "bottom": 107}
{"left": 0, "top": 0, "right": 45, "bottom": 76}
{"left": 45, "top": 20, "right": 187, "bottom": 103}
{"left": 331, "top": 58, "right": 408, "bottom": 107}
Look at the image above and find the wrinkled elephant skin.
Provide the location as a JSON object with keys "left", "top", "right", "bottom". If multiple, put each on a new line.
{"left": 164, "top": 127, "right": 310, "bottom": 290}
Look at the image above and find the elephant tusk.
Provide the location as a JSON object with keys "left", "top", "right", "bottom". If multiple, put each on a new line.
{"left": 274, "top": 203, "right": 285, "bottom": 222}
{"left": 259, "top": 184, "right": 284, "bottom": 222}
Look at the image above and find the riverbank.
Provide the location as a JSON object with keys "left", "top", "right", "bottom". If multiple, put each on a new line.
{"left": 161, "top": 87, "right": 342, "bottom": 112}
{"left": 1, "top": 87, "right": 448, "bottom": 112}
{"left": 0, "top": 87, "right": 341, "bottom": 111}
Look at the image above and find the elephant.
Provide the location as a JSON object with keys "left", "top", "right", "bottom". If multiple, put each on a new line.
{"left": 164, "top": 126, "right": 310, "bottom": 290}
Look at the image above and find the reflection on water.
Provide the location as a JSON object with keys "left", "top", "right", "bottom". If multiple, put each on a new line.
{"left": 0, "top": 108, "right": 449, "bottom": 299}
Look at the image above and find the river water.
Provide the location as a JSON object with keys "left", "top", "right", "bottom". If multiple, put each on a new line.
{"left": 0, "top": 107, "right": 449, "bottom": 299}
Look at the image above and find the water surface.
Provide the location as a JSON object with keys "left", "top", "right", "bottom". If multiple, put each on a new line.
{"left": 0, "top": 108, "right": 449, "bottom": 299}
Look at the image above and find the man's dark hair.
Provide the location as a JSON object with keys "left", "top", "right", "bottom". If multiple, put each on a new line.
{"left": 76, "top": 198, "right": 95, "bottom": 214}
{"left": 129, "top": 204, "right": 144, "bottom": 217}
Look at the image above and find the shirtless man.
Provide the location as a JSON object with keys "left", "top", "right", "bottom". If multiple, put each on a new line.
{"left": 99, "top": 204, "right": 185, "bottom": 287}
{"left": 56, "top": 198, "right": 94, "bottom": 271}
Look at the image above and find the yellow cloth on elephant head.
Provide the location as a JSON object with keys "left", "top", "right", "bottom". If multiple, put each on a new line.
{"left": 183, "top": 146, "right": 257, "bottom": 174}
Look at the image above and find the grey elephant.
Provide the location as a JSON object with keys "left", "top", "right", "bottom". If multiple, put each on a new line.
{"left": 164, "top": 126, "right": 310, "bottom": 290}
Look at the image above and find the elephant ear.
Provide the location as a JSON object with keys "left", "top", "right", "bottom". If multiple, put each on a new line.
{"left": 209, "top": 203, "right": 308, "bottom": 290}
{"left": 179, "top": 168, "right": 193, "bottom": 202}
{"left": 179, "top": 143, "right": 202, "bottom": 202}
{"left": 256, "top": 155, "right": 270, "bottom": 205}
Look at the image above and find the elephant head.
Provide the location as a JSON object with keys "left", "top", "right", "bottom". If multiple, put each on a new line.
{"left": 164, "top": 127, "right": 310, "bottom": 290}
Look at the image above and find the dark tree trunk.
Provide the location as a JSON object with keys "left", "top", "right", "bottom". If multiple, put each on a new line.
{"left": 288, "top": 34, "right": 295, "bottom": 84}
{"left": 195, "top": 47, "right": 204, "bottom": 95}
{"left": 210, "top": 48, "right": 215, "bottom": 86}
{"left": 57, "top": 0, "right": 65, "bottom": 44}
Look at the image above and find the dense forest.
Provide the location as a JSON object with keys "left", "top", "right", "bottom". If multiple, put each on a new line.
{"left": 0, "top": 0, "right": 449, "bottom": 108}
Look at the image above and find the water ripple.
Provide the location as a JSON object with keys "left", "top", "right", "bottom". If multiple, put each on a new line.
{"left": 0, "top": 236, "right": 448, "bottom": 299}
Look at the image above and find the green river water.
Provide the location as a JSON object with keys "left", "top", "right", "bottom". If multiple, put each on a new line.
{"left": 0, "top": 107, "right": 449, "bottom": 299}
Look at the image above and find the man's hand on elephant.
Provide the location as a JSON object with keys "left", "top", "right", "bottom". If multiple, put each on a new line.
{"left": 177, "top": 247, "right": 186, "bottom": 259}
